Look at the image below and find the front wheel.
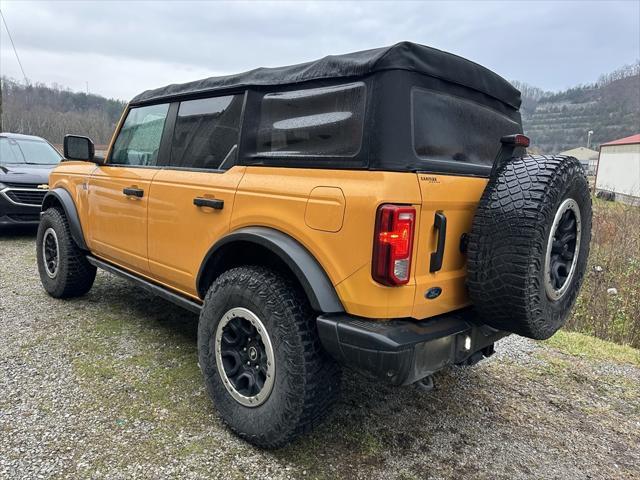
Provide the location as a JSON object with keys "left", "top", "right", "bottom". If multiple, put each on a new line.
{"left": 197, "top": 266, "right": 341, "bottom": 448}
{"left": 36, "top": 207, "right": 96, "bottom": 298}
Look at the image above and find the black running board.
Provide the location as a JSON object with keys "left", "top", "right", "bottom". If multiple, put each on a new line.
{"left": 86, "top": 255, "right": 203, "bottom": 314}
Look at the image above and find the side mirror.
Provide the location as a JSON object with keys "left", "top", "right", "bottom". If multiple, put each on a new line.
{"left": 64, "top": 135, "right": 98, "bottom": 163}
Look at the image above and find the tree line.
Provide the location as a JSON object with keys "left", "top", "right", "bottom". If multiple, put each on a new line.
{"left": 2, "top": 60, "right": 639, "bottom": 152}
{"left": 0, "top": 77, "right": 126, "bottom": 145}
{"left": 512, "top": 60, "right": 640, "bottom": 113}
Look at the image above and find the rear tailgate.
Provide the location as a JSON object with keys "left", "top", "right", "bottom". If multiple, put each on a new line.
{"left": 412, "top": 173, "right": 488, "bottom": 319}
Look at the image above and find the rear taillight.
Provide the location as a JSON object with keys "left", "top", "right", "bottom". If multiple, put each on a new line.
{"left": 500, "top": 133, "right": 530, "bottom": 148}
{"left": 372, "top": 204, "right": 416, "bottom": 286}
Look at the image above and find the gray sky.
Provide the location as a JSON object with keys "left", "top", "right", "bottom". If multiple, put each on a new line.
{"left": 1, "top": 0, "right": 639, "bottom": 101}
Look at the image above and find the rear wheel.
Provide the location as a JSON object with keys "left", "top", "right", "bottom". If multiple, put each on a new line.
{"left": 36, "top": 207, "right": 96, "bottom": 298}
{"left": 198, "top": 266, "right": 341, "bottom": 448}
{"left": 467, "top": 155, "right": 592, "bottom": 339}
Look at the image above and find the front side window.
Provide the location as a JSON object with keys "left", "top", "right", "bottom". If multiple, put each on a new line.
{"left": 0, "top": 137, "right": 62, "bottom": 166}
{"left": 256, "top": 82, "right": 366, "bottom": 158}
{"left": 171, "top": 94, "right": 244, "bottom": 170}
{"left": 110, "top": 103, "right": 169, "bottom": 166}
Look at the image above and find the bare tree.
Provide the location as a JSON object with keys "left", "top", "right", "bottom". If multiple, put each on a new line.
{"left": 0, "top": 77, "right": 125, "bottom": 144}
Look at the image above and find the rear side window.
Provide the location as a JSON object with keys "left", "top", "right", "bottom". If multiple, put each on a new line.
{"left": 412, "top": 88, "right": 521, "bottom": 167}
{"left": 110, "top": 104, "right": 169, "bottom": 166}
{"left": 170, "top": 95, "right": 244, "bottom": 170}
{"left": 256, "top": 82, "right": 365, "bottom": 158}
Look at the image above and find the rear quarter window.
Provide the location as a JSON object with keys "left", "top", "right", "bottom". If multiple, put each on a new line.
{"left": 256, "top": 82, "right": 366, "bottom": 158}
{"left": 412, "top": 88, "right": 521, "bottom": 167}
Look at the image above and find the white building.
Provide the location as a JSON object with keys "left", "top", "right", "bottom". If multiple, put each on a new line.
{"left": 559, "top": 146, "right": 599, "bottom": 175}
{"left": 595, "top": 134, "right": 640, "bottom": 205}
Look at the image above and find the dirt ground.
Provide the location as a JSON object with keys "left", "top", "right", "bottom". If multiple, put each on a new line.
{"left": 1, "top": 227, "right": 639, "bottom": 480}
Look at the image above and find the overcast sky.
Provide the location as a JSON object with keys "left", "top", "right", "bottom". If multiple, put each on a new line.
{"left": 1, "top": 0, "right": 638, "bottom": 101}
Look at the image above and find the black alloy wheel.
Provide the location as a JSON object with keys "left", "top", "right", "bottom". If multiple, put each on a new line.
{"left": 215, "top": 307, "right": 276, "bottom": 407}
{"left": 545, "top": 198, "right": 582, "bottom": 300}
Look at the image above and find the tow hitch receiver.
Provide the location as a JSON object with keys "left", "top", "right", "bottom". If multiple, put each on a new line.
{"left": 415, "top": 375, "right": 435, "bottom": 392}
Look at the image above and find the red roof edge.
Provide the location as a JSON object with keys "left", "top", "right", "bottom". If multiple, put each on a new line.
{"left": 600, "top": 133, "right": 640, "bottom": 147}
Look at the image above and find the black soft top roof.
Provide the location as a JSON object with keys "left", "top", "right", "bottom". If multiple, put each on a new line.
{"left": 131, "top": 41, "right": 521, "bottom": 109}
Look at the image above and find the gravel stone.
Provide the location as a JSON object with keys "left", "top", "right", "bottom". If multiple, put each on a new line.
{"left": 1, "top": 226, "right": 639, "bottom": 479}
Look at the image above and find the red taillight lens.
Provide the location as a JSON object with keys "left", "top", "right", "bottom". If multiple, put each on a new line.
{"left": 372, "top": 204, "right": 416, "bottom": 286}
{"left": 500, "top": 133, "right": 530, "bottom": 148}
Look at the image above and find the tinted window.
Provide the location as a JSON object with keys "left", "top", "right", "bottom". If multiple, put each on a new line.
{"left": 257, "top": 82, "right": 365, "bottom": 158}
{"left": 412, "top": 88, "right": 521, "bottom": 167}
{"left": 171, "top": 95, "right": 244, "bottom": 170}
{"left": 0, "top": 137, "right": 61, "bottom": 165}
{"left": 110, "top": 104, "right": 169, "bottom": 166}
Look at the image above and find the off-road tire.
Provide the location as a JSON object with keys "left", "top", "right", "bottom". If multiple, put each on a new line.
{"left": 467, "top": 155, "right": 592, "bottom": 340}
{"left": 198, "top": 266, "right": 341, "bottom": 449}
{"left": 36, "top": 207, "right": 96, "bottom": 298}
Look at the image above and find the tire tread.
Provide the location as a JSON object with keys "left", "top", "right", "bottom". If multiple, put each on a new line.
{"left": 199, "top": 266, "right": 340, "bottom": 448}
{"left": 467, "top": 155, "right": 591, "bottom": 339}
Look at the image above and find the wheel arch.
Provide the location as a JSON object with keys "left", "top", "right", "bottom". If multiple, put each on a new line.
{"left": 41, "top": 188, "right": 88, "bottom": 250}
{"left": 196, "top": 227, "right": 344, "bottom": 313}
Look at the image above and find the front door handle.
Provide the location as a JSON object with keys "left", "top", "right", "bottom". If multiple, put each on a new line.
{"left": 429, "top": 211, "right": 447, "bottom": 273}
{"left": 193, "top": 197, "right": 224, "bottom": 210}
{"left": 123, "top": 187, "right": 144, "bottom": 198}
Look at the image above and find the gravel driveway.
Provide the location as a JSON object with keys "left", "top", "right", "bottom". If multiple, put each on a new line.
{"left": 1, "top": 227, "right": 639, "bottom": 480}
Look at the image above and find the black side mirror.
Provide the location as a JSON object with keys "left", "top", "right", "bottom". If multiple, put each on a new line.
{"left": 64, "top": 135, "right": 98, "bottom": 163}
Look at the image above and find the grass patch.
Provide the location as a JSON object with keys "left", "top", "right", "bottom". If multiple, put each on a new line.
{"left": 566, "top": 198, "right": 640, "bottom": 348}
{"left": 62, "top": 297, "right": 232, "bottom": 472}
{"left": 545, "top": 330, "right": 640, "bottom": 366}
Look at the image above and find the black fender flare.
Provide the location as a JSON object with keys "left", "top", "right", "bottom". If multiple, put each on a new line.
{"left": 41, "top": 188, "right": 88, "bottom": 250}
{"left": 197, "top": 226, "right": 344, "bottom": 313}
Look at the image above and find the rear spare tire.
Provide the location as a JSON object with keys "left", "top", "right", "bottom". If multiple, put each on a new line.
{"left": 467, "top": 155, "right": 592, "bottom": 340}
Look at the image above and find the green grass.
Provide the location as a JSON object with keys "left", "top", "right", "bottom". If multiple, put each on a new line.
{"left": 545, "top": 330, "right": 640, "bottom": 366}
{"left": 566, "top": 198, "right": 640, "bottom": 348}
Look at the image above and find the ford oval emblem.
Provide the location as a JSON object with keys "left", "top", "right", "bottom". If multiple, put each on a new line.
{"left": 425, "top": 287, "right": 442, "bottom": 300}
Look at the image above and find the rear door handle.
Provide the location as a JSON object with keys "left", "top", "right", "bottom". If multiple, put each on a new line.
{"left": 193, "top": 197, "right": 224, "bottom": 210}
{"left": 123, "top": 187, "right": 144, "bottom": 198}
{"left": 429, "top": 211, "right": 447, "bottom": 273}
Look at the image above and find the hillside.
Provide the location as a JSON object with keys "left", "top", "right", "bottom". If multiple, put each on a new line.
{"left": 0, "top": 77, "right": 126, "bottom": 145}
{"left": 516, "top": 64, "right": 640, "bottom": 153}
{"left": 1, "top": 63, "right": 639, "bottom": 154}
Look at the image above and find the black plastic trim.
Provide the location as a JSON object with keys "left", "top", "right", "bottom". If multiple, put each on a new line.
{"left": 157, "top": 102, "right": 179, "bottom": 167}
{"left": 87, "top": 255, "right": 202, "bottom": 314}
{"left": 123, "top": 187, "right": 144, "bottom": 198}
{"left": 430, "top": 211, "right": 447, "bottom": 272}
{"left": 63, "top": 134, "right": 95, "bottom": 162}
{"left": 196, "top": 226, "right": 344, "bottom": 313}
{"left": 41, "top": 188, "right": 88, "bottom": 250}
{"left": 317, "top": 309, "right": 506, "bottom": 385}
{"left": 193, "top": 197, "right": 224, "bottom": 209}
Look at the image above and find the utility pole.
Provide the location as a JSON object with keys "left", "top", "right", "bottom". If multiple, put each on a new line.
{"left": 0, "top": 78, "right": 3, "bottom": 132}
{"left": 587, "top": 130, "right": 594, "bottom": 149}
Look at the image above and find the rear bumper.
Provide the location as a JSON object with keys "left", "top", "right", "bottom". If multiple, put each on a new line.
{"left": 317, "top": 309, "right": 507, "bottom": 385}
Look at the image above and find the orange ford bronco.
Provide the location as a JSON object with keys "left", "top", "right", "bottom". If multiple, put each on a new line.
{"left": 37, "top": 42, "right": 591, "bottom": 448}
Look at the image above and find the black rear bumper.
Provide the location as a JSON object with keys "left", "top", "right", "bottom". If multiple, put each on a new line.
{"left": 317, "top": 309, "right": 506, "bottom": 385}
